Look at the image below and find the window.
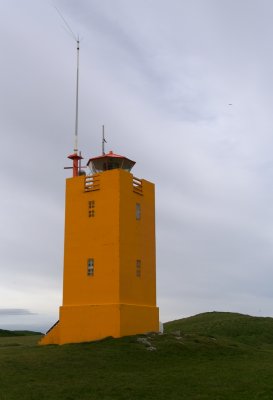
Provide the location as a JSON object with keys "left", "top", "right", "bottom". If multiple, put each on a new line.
{"left": 136, "top": 259, "right": 141, "bottom": 277}
{"left": 108, "top": 162, "right": 119, "bottom": 170}
{"left": 88, "top": 200, "right": 95, "bottom": 218}
{"left": 136, "top": 203, "right": 141, "bottom": 220}
{"left": 87, "top": 258, "right": 94, "bottom": 276}
{"left": 89, "top": 210, "right": 95, "bottom": 217}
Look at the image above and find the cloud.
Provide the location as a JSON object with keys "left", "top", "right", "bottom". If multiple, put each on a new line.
{"left": 1, "top": 0, "right": 273, "bottom": 331}
{"left": 0, "top": 309, "right": 35, "bottom": 316}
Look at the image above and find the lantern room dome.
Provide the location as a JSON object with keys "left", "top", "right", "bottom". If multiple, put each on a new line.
{"left": 87, "top": 151, "right": 135, "bottom": 174}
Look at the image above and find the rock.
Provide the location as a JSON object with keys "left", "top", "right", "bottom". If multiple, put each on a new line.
{"left": 137, "top": 337, "right": 151, "bottom": 347}
{"left": 170, "top": 330, "right": 181, "bottom": 337}
{"left": 146, "top": 346, "right": 157, "bottom": 351}
{"left": 159, "top": 322, "right": 164, "bottom": 333}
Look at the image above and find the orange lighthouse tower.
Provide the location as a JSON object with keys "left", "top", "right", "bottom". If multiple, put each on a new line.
{"left": 40, "top": 149, "right": 159, "bottom": 345}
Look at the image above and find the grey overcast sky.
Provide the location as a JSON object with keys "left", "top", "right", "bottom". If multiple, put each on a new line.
{"left": 1, "top": 0, "right": 273, "bottom": 332}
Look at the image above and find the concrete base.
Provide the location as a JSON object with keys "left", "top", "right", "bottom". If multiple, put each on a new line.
{"left": 39, "top": 304, "right": 159, "bottom": 345}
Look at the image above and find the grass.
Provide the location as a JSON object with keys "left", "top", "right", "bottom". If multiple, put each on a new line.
{"left": 0, "top": 329, "right": 42, "bottom": 337}
{"left": 1, "top": 312, "right": 273, "bottom": 399}
{"left": 165, "top": 311, "right": 273, "bottom": 346}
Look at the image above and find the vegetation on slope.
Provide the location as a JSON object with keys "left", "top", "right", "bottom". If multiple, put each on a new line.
{"left": 1, "top": 312, "right": 273, "bottom": 400}
{"left": 0, "top": 329, "right": 42, "bottom": 337}
{"left": 164, "top": 311, "right": 273, "bottom": 345}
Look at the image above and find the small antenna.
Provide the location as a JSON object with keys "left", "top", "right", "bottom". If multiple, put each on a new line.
{"left": 102, "top": 125, "right": 107, "bottom": 155}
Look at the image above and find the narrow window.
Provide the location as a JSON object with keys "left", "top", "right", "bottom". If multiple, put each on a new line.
{"left": 88, "top": 200, "right": 95, "bottom": 217}
{"left": 136, "top": 259, "right": 141, "bottom": 277}
{"left": 136, "top": 203, "right": 141, "bottom": 220}
{"left": 89, "top": 210, "right": 95, "bottom": 217}
{"left": 87, "top": 258, "right": 94, "bottom": 276}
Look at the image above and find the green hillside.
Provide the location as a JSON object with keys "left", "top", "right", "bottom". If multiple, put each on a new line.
{"left": 0, "top": 329, "right": 42, "bottom": 337}
{"left": 1, "top": 312, "right": 273, "bottom": 400}
{"left": 165, "top": 311, "right": 273, "bottom": 345}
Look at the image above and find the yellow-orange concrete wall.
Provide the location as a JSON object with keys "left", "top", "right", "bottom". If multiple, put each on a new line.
{"left": 62, "top": 172, "right": 121, "bottom": 306}
{"left": 119, "top": 173, "right": 156, "bottom": 306}
{"left": 119, "top": 304, "right": 159, "bottom": 336}
{"left": 63, "top": 169, "right": 156, "bottom": 309}
{"left": 39, "top": 323, "right": 60, "bottom": 345}
{"left": 58, "top": 304, "right": 121, "bottom": 344}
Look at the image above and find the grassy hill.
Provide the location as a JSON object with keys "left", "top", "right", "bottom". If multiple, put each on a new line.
{"left": 165, "top": 311, "right": 273, "bottom": 345}
{"left": 1, "top": 312, "right": 273, "bottom": 399}
{"left": 0, "top": 329, "right": 42, "bottom": 337}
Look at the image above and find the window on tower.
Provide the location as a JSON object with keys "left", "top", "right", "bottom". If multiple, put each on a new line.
{"left": 88, "top": 200, "right": 95, "bottom": 218}
{"left": 136, "top": 259, "right": 141, "bottom": 277}
{"left": 87, "top": 258, "right": 94, "bottom": 276}
{"left": 136, "top": 203, "right": 141, "bottom": 220}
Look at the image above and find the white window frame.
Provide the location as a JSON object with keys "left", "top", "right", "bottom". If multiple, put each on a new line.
{"left": 136, "top": 203, "right": 141, "bottom": 220}
{"left": 87, "top": 258, "right": 94, "bottom": 276}
{"left": 136, "top": 259, "right": 141, "bottom": 277}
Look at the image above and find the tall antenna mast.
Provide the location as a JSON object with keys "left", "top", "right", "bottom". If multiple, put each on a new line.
{"left": 74, "top": 37, "right": 80, "bottom": 153}
{"left": 55, "top": 6, "right": 84, "bottom": 177}
{"left": 54, "top": 6, "right": 80, "bottom": 154}
{"left": 102, "top": 125, "right": 107, "bottom": 155}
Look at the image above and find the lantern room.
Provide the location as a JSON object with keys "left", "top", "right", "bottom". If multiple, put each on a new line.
{"left": 87, "top": 150, "right": 135, "bottom": 174}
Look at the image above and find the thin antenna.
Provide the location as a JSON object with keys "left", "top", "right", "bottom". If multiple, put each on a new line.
{"left": 74, "top": 37, "right": 80, "bottom": 153}
{"left": 54, "top": 5, "right": 78, "bottom": 41}
{"left": 102, "top": 125, "right": 107, "bottom": 155}
{"left": 54, "top": 5, "right": 80, "bottom": 154}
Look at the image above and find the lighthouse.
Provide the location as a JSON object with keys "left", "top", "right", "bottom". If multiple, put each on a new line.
{"left": 39, "top": 26, "right": 158, "bottom": 344}
{"left": 40, "top": 149, "right": 159, "bottom": 345}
